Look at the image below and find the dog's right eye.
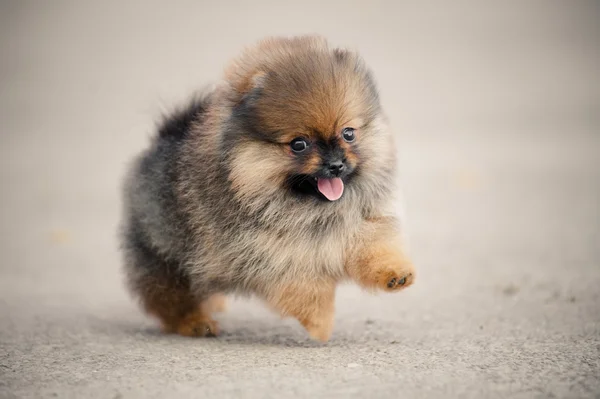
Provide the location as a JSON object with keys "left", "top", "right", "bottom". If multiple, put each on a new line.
{"left": 290, "top": 138, "right": 308, "bottom": 153}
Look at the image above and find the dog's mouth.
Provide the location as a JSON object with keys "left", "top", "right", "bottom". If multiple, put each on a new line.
{"left": 288, "top": 175, "right": 345, "bottom": 201}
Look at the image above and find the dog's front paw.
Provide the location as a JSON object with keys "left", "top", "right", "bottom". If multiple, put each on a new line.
{"left": 372, "top": 250, "right": 415, "bottom": 292}
{"left": 348, "top": 242, "right": 416, "bottom": 293}
{"left": 381, "top": 269, "right": 415, "bottom": 291}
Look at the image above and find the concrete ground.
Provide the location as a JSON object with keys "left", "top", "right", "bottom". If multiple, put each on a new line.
{"left": 1, "top": 1, "right": 599, "bottom": 398}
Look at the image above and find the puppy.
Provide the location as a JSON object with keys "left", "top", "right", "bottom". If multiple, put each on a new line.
{"left": 120, "top": 35, "right": 415, "bottom": 342}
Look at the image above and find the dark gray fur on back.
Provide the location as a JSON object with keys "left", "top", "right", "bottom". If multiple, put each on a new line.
{"left": 120, "top": 96, "right": 210, "bottom": 292}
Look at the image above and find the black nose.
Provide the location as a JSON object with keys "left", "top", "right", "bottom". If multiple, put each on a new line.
{"left": 327, "top": 161, "right": 345, "bottom": 176}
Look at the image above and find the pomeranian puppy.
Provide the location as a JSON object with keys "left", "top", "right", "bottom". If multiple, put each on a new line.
{"left": 120, "top": 35, "right": 415, "bottom": 342}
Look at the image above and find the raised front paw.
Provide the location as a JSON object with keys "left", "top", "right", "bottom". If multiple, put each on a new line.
{"left": 382, "top": 269, "right": 415, "bottom": 291}
{"left": 371, "top": 250, "right": 416, "bottom": 292}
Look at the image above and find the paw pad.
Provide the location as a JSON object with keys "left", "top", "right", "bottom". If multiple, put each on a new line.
{"left": 387, "top": 274, "right": 411, "bottom": 289}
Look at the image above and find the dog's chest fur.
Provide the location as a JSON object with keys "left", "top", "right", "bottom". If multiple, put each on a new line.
{"left": 196, "top": 202, "right": 363, "bottom": 288}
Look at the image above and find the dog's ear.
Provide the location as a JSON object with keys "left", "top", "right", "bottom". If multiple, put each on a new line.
{"left": 332, "top": 48, "right": 350, "bottom": 62}
{"left": 234, "top": 69, "right": 267, "bottom": 97}
{"left": 247, "top": 71, "right": 267, "bottom": 92}
{"left": 229, "top": 70, "right": 267, "bottom": 108}
{"left": 224, "top": 51, "right": 270, "bottom": 106}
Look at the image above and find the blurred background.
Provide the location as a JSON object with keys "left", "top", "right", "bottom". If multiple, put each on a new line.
{"left": 1, "top": 1, "right": 599, "bottom": 398}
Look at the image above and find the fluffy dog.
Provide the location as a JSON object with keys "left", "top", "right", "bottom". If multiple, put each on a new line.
{"left": 120, "top": 35, "right": 415, "bottom": 341}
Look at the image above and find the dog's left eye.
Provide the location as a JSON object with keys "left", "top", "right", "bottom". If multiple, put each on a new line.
{"left": 342, "top": 127, "right": 356, "bottom": 142}
{"left": 290, "top": 138, "right": 308, "bottom": 153}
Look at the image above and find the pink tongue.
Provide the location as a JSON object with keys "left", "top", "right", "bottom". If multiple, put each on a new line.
{"left": 317, "top": 178, "right": 344, "bottom": 201}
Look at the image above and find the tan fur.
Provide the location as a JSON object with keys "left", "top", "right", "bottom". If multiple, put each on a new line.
{"left": 201, "top": 293, "right": 228, "bottom": 314}
{"left": 298, "top": 152, "right": 323, "bottom": 175}
{"left": 265, "top": 280, "right": 337, "bottom": 342}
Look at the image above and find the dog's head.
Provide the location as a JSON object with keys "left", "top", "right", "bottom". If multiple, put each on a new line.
{"left": 222, "top": 36, "right": 395, "bottom": 209}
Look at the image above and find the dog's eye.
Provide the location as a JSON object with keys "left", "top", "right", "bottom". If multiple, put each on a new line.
{"left": 342, "top": 127, "right": 356, "bottom": 142}
{"left": 290, "top": 138, "right": 308, "bottom": 153}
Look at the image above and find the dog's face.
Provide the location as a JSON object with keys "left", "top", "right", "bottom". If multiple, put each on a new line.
{"left": 224, "top": 37, "right": 391, "bottom": 207}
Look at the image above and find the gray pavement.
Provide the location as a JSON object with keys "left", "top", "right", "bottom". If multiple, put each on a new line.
{"left": 1, "top": 1, "right": 599, "bottom": 398}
